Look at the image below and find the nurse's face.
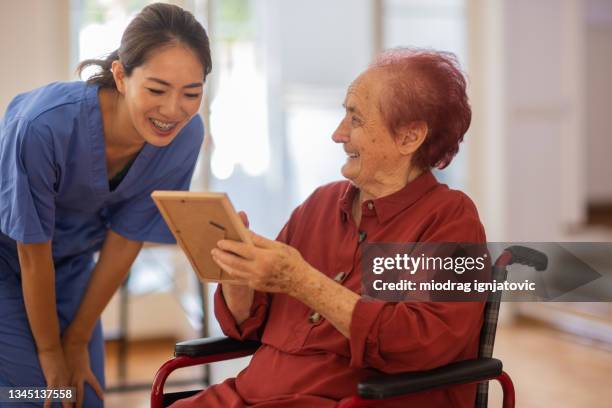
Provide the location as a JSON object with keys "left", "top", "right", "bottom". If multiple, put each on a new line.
{"left": 114, "top": 44, "right": 204, "bottom": 147}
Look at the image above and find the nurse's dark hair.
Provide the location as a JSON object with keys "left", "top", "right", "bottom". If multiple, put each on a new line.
{"left": 77, "top": 2, "right": 212, "bottom": 88}
{"left": 370, "top": 48, "right": 471, "bottom": 170}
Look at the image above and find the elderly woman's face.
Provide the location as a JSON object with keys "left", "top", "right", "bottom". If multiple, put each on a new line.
{"left": 332, "top": 70, "right": 408, "bottom": 191}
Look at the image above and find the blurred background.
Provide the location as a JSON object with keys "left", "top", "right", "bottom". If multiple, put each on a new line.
{"left": 1, "top": 0, "right": 611, "bottom": 406}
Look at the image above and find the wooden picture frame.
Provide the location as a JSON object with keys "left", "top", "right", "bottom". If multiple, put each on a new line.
{"left": 151, "top": 191, "right": 251, "bottom": 283}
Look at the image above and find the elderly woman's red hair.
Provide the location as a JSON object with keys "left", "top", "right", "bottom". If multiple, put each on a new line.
{"left": 371, "top": 48, "right": 471, "bottom": 169}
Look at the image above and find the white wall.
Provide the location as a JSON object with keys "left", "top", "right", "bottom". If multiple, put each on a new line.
{"left": 505, "top": 0, "right": 586, "bottom": 240}
{"left": 0, "top": 0, "right": 71, "bottom": 115}
{"left": 586, "top": 0, "right": 612, "bottom": 204}
{"left": 468, "top": 0, "right": 587, "bottom": 241}
{"left": 467, "top": 0, "right": 508, "bottom": 240}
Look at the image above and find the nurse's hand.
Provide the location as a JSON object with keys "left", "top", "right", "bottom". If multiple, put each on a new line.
{"left": 212, "top": 231, "right": 311, "bottom": 296}
{"left": 62, "top": 340, "right": 104, "bottom": 408}
{"left": 37, "top": 348, "right": 72, "bottom": 408}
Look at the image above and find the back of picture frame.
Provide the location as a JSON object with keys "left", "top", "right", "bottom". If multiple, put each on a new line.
{"left": 151, "top": 191, "right": 251, "bottom": 283}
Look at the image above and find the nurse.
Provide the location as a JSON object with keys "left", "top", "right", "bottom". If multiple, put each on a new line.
{"left": 0, "top": 3, "right": 211, "bottom": 407}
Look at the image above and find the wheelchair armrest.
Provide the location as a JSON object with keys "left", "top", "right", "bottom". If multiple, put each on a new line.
{"left": 153, "top": 337, "right": 262, "bottom": 407}
{"left": 358, "top": 357, "right": 502, "bottom": 399}
{"left": 175, "top": 336, "right": 261, "bottom": 358}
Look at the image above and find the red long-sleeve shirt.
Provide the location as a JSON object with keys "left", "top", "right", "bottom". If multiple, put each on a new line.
{"left": 171, "top": 171, "right": 486, "bottom": 407}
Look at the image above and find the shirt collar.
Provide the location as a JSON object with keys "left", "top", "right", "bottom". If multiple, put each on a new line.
{"left": 339, "top": 171, "right": 440, "bottom": 224}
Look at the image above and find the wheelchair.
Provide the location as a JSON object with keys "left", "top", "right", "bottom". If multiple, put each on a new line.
{"left": 151, "top": 246, "right": 547, "bottom": 408}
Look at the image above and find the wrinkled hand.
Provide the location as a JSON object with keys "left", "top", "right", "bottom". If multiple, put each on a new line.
{"left": 38, "top": 348, "right": 72, "bottom": 408}
{"left": 62, "top": 339, "right": 104, "bottom": 408}
{"left": 211, "top": 231, "right": 310, "bottom": 295}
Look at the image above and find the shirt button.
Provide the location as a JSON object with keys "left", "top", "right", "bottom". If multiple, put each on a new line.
{"left": 334, "top": 271, "right": 346, "bottom": 282}
{"left": 367, "top": 201, "right": 374, "bottom": 210}
{"left": 358, "top": 231, "right": 367, "bottom": 243}
{"left": 309, "top": 312, "right": 322, "bottom": 324}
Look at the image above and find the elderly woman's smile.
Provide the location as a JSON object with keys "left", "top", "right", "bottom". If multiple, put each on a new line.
{"left": 332, "top": 69, "right": 425, "bottom": 200}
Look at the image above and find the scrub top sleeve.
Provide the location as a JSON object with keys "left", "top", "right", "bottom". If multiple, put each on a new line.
{"left": 0, "top": 118, "right": 57, "bottom": 243}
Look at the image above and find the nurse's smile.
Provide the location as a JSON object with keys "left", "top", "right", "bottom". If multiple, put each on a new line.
{"left": 148, "top": 117, "right": 179, "bottom": 137}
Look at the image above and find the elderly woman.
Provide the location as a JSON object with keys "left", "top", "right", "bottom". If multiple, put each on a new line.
{"left": 172, "top": 48, "right": 485, "bottom": 408}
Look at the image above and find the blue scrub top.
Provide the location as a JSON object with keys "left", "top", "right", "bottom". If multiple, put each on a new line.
{"left": 0, "top": 81, "right": 204, "bottom": 275}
